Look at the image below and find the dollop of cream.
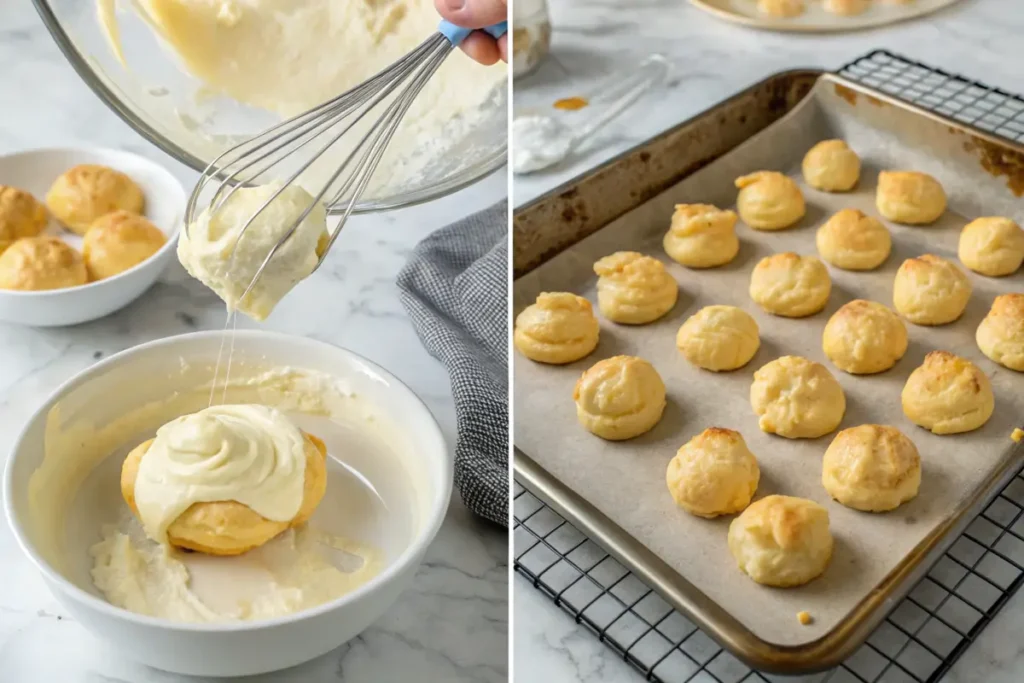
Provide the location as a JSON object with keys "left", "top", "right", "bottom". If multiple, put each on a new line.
{"left": 177, "top": 183, "right": 328, "bottom": 320}
{"left": 134, "top": 404, "right": 308, "bottom": 542}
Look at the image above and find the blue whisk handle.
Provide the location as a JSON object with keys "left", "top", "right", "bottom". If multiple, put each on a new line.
{"left": 438, "top": 20, "right": 508, "bottom": 46}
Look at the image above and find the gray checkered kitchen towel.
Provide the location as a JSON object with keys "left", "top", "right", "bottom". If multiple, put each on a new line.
{"left": 396, "top": 201, "right": 508, "bottom": 527}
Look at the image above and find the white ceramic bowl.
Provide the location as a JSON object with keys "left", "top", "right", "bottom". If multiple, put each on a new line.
{"left": 0, "top": 147, "right": 185, "bottom": 327}
{"left": 4, "top": 331, "right": 450, "bottom": 677}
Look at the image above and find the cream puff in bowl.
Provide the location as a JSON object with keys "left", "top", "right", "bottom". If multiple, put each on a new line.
{"left": 4, "top": 331, "right": 448, "bottom": 677}
{"left": 0, "top": 147, "right": 184, "bottom": 326}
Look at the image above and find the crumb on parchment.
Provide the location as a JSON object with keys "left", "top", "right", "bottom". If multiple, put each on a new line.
{"left": 797, "top": 611, "right": 813, "bottom": 625}
{"left": 1013, "top": 428, "right": 1024, "bottom": 444}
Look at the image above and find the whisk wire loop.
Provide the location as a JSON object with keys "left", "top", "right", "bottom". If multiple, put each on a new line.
{"left": 184, "top": 20, "right": 507, "bottom": 312}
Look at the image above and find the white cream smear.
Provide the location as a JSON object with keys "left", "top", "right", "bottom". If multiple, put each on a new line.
{"left": 29, "top": 367, "right": 396, "bottom": 623}
{"left": 512, "top": 116, "right": 573, "bottom": 174}
{"left": 97, "top": 0, "right": 506, "bottom": 194}
{"left": 134, "top": 404, "right": 307, "bottom": 542}
{"left": 90, "top": 523, "right": 382, "bottom": 622}
{"left": 177, "top": 182, "right": 328, "bottom": 321}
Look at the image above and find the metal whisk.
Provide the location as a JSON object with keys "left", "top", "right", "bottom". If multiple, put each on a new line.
{"left": 183, "top": 20, "right": 508, "bottom": 303}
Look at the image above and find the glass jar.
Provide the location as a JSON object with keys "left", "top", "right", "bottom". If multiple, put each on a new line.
{"left": 512, "top": 0, "right": 551, "bottom": 78}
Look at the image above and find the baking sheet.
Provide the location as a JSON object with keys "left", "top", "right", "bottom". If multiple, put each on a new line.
{"left": 690, "top": 0, "right": 962, "bottom": 32}
{"left": 513, "top": 78, "right": 1024, "bottom": 648}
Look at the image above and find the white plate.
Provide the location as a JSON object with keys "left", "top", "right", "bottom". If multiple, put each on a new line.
{"left": 690, "top": 0, "right": 962, "bottom": 32}
{"left": 0, "top": 147, "right": 186, "bottom": 327}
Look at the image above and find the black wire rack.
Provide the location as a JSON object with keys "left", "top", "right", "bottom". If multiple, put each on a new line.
{"left": 513, "top": 50, "right": 1024, "bottom": 683}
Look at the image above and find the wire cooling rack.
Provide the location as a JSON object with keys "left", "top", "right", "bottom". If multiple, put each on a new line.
{"left": 514, "top": 50, "right": 1024, "bottom": 683}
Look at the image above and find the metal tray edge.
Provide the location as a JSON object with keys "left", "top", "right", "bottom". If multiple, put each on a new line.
{"left": 513, "top": 68, "right": 1024, "bottom": 674}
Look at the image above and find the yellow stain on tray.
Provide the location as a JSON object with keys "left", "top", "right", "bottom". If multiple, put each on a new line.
{"left": 554, "top": 96, "right": 589, "bottom": 111}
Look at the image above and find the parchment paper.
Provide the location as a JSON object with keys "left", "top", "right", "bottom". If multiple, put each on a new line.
{"left": 513, "top": 79, "right": 1024, "bottom": 647}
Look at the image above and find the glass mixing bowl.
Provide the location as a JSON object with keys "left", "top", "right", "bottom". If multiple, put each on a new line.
{"left": 32, "top": 0, "right": 508, "bottom": 213}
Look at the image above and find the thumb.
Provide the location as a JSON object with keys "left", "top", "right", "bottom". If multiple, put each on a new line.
{"left": 434, "top": 0, "right": 507, "bottom": 29}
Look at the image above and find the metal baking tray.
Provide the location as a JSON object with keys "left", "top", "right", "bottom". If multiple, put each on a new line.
{"left": 512, "top": 69, "right": 1024, "bottom": 674}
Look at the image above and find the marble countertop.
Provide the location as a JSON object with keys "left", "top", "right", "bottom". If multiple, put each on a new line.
{"left": 0, "top": 3, "right": 507, "bottom": 682}
{"left": 512, "top": 0, "right": 1024, "bottom": 681}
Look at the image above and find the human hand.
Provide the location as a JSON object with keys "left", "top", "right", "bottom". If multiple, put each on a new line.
{"left": 435, "top": 0, "right": 508, "bottom": 66}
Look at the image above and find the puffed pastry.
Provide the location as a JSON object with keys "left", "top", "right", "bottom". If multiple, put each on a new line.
{"left": 666, "top": 428, "right": 759, "bottom": 518}
{"left": 0, "top": 236, "right": 88, "bottom": 291}
{"left": 735, "top": 172, "right": 806, "bottom": 231}
{"left": 750, "top": 356, "right": 846, "bottom": 439}
{"left": 593, "top": 251, "right": 678, "bottom": 324}
{"left": 513, "top": 292, "right": 600, "bottom": 364}
{"left": 0, "top": 185, "right": 47, "bottom": 251}
{"left": 662, "top": 204, "right": 739, "bottom": 268}
{"left": 976, "top": 293, "right": 1024, "bottom": 371}
{"left": 46, "top": 164, "right": 145, "bottom": 236}
{"left": 749, "top": 253, "right": 831, "bottom": 318}
{"left": 802, "top": 140, "right": 861, "bottom": 191}
{"left": 875, "top": 171, "right": 946, "bottom": 225}
{"left": 815, "top": 208, "right": 891, "bottom": 270}
{"left": 757, "top": 0, "right": 804, "bottom": 17}
{"left": 676, "top": 305, "right": 760, "bottom": 372}
{"left": 893, "top": 254, "right": 972, "bottom": 325}
{"left": 121, "top": 432, "right": 328, "bottom": 556}
{"left": 728, "top": 495, "right": 833, "bottom": 588}
{"left": 823, "top": 300, "right": 908, "bottom": 374}
{"left": 823, "top": 0, "right": 869, "bottom": 15}
{"left": 902, "top": 351, "right": 995, "bottom": 435}
{"left": 822, "top": 425, "right": 921, "bottom": 512}
{"left": 958, "top": 217, "right": 1024, "bottom": 277}
{"left": 82, "top": 210, "right": 167, "bottom": 280}
{"left": 574, "top": 355, "right": 666, "bottom": 440}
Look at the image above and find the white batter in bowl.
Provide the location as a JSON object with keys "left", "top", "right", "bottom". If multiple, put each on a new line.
{"left": 5, "top": 331, "right": 450, "bottom": 676}
{"left": 40, "top": 0, "right": 508, "bottom": 207}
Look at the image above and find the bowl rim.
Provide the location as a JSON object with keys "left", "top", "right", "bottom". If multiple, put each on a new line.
{"left": 3, "top": 329, "right": 453, "bottom": 631}
{"left": 30, "top": 0, "right": 508, "bottom": 215}
{"left": 0, "top": 145, "right": 184, "bottom": 298}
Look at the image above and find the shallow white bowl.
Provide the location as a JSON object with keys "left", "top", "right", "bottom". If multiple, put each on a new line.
{"left": 4, "top": 331, "right": 451, "bottom": 677}
{"left": 0, "top": 147, "right": 185, "bottom": 327}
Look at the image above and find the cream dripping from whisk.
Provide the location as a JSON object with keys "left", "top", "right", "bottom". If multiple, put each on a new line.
{"left": 177, "top": 183, "right": 328, "bottom": 320}
{"left": 133, "top": 404, "right": 308, "bottom": 543}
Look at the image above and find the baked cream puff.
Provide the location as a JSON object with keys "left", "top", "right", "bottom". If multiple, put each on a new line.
{"left": 728, "top": 495, "right": 833, "bottom": 587}
{"left": 816, "top": 209, "right": 891, "bottom": 271}
{"left": 958, "top": 217, "right": 1024, "bottom": 277}
{"left": 46, "top": 164, "right": 145, "bottom": 235}
{"left": 0, "top": 236, "right": 88, "bottom": 291}
{"left": 751, "top": 356, "right": 846, "bottom": 439}
{"left": 593, "top": 251, "right": 678, "bottom": 324}
{"left": 83, "top": 210, "right": 167, "bottom": 280}
{"left": 822, "top": 424, "right": 921, "bottom": 512}
{"left": 0, "top": 185, "right": 48, "bottom": 251}
{"left": 735, "top": 171, "right": 806, "bottom": 231}
{"left": 893, "top": 254, "right": 971, "bottom": 325}
{"left": 876, "top": 171, "right": 946, "bottom": 225}
{"left": 802, "top": 140, "right": 861, "bottom": 191}
{"left": 666, "top": 428, "right": 759, "bottom": 518}
{"left": 121, "top": 404, "right": 328, "bottom": 556}
{"left": 663, "top": 204, "right": 739, "bottom": 268}
{"left": 901, "top": 351, "right": 994, "bottom": 435}
{"left": 749, "top": 253, "right": 831, "bottom": 318}
{"left": 976, "top": 294, "right": 1024, "bottom": 371}
{"left": 513, "top": 292, "right": 600, "bottom": 364}
{"left": 574, "top": 355, "right": 666, "bottom": 440}
{"left": 676, "top": 305, "right": 760, "bottom": 371}
{"left": 823, "top": 300, "right": 908, "bottom": 374}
